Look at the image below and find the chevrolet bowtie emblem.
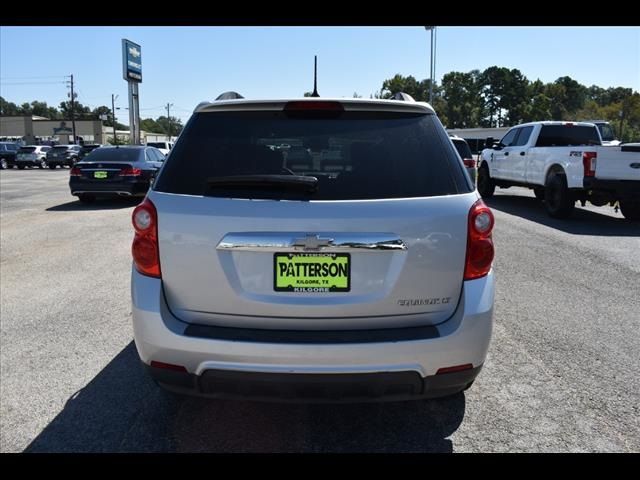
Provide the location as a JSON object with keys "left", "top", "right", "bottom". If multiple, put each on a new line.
{"left": 292, "top": 234, "right": 334, "bottom": 251}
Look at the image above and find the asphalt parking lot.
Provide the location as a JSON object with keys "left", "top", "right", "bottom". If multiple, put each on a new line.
{"left": 1, "top": 168, "right": 639, "bottom": 452}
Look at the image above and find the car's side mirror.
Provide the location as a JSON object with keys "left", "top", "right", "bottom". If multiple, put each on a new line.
{"left": 485, "top": 137, "right": 494, "bottom": 149}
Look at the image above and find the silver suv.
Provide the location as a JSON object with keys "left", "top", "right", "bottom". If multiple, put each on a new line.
{"left": 131, "top": 95, "right": 496, "bottom": 402}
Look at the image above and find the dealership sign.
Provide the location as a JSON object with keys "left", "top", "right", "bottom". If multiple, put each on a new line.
{"left": 122, "top": 39, "right": 142, "bottom": 83}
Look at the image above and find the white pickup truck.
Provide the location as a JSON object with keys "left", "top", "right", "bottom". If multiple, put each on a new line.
{"left": 478, "top": 121, "right": 640, "bottom": 220}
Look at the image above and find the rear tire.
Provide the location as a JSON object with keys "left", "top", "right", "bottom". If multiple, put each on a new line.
{"left": 0, "top": 158, "right": 6, "bottom": 169}
{"left": 477, "top": 164, "right": 495, "bottom": 198}
{"left": 544, "top": 172, "right": 575, "bottom": 218}
{"left": 18, "top": 165, "right": 25, "bottom": 170}
{"left": 620, "top": 199, "right": 640, "bottom": 221}
{"left": 48, "top": 165, "right": 56, "bottom": 169}
{"left": 39, "top": 159, "right": 46, "bottom": 169}
{"left": 78, "top": 194, "right": 96, "bottom": 204}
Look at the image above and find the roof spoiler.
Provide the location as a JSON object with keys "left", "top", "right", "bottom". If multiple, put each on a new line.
{"left": 215, "top": 91, "right": 245, "bottom": 101}
{"left": 391, "top": 92, "right": 415, "bottom": 102}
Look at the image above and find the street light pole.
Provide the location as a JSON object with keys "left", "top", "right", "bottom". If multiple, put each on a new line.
{"left": 425, "top": 27, "right": 437, "bottom": 105}
{"left": 112, "top": 94, "right": 119, "bottom": 145}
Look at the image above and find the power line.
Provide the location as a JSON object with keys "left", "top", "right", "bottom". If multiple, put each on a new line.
{"left": 0, "top": 75, "right": 67, "bottom": 80}
{"left": 1, "top": 81, "right": 68, "bottom": 85}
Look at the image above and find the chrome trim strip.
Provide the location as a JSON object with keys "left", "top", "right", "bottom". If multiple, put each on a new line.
{"left": 217, "top": 232, "right": 407, "bottom": 252}
{"left": 72, "top": 190, "right": 133, "bottom": 196}
{"left": 79, "top": 168, "right": 122, "bottom": 171}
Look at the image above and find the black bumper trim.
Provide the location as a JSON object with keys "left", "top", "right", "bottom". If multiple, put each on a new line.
{"left": 583, "top": 177, "right": 640, "bottom": 199}
{"left": 183, "top": 322, "right": 440, "bottom": 344}
{"left": 145, "top": 364, "right": 482, "bottom": 403}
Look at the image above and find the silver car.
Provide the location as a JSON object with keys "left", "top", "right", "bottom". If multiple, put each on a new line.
{"left": 131, "top": 95, "right": 495, "bottom": 402}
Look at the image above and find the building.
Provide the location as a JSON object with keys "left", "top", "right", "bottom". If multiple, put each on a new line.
{"left": 0, "top": 115, "right": 105, "bottom": 145}
{"left": 1, "top": 115, "right": 171, "bottom": 146}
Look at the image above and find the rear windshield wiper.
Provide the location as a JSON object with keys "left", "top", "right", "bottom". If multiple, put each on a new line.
{"left": 206, "top": 175, "right": 318, "bottom": 193}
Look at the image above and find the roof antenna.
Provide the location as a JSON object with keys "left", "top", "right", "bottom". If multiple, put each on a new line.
{"left": 311, "top": 55, "right": 320, "bottom": 97}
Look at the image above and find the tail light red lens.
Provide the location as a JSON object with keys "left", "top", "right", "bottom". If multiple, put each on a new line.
{"left": 132, "top": 199, "right": 161, "bottom": 278}
{"left": 464, "top": 199, "right": 495, "bottom": 280}
{"left": 119, "top": 166, "right": 142, "bottom": 176}
{"left": 70, "top": 167, "right": 82, "bottom": 176}
{"left": 583, "top": 151, "right": 597, "bottom": 177}
{"left": 463, "top": 158, "right": 476, "bottom": 168}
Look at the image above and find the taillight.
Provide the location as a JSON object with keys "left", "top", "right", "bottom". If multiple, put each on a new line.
{"left": 464, "top": 199, "right": 495, "bottom": 280}
{"left": 70, "top": 167, "right": 82, "bottom": 176}
{"left": 132, "top": 199, "right": 161, "bottom": 278}
{"left": 119, "top": 166, "right": 142, "bottom": 176}
{"left": 463, "top": 158, "right": 476, "bottom": 168}
{"left": 583, "top": 151, "right": 597, "bottom": 177}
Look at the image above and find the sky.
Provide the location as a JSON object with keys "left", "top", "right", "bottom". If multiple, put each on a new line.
{"left": 1, "top": 26, "right": 639, "bottom": 124}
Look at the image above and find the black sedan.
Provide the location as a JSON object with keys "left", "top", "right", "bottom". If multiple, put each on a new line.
{"left": 69, "top": 145, "right": 165, "bottom": 203}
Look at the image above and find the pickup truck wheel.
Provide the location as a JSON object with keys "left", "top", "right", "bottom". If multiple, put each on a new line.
{"left": 544, "top": 173, "right": 575, "bottom": 218}
{"left": 533, "top": 188, "right": 545, "bottom": 201}
{"left": 477, "top": 165, "right": 495, "bottom": 198}
{"left": 0, "top": 158, "right": 6, "bottom": 169}
{"left": 620, "top": 199, "right": 640, "bottom": 221}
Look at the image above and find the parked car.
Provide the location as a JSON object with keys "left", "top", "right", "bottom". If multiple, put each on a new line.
{"left": 69, "top": 145, "right": 166, "bottom": 203}
{"left": 146, "top": 141, "right": 173, "bottom": 156}
{"left": 77, "top": 144, "right": 104, "bottom": 161}
{"left": 46, "top": 145, "right": 82, "bottom": 169}
{"left": 15, "top": 145, "right": 52, "bottom": 169}
{"left": 131, "top": 93, "right": 495, "bottom": 402}
{"left": 0, "top": 141, "right": 20, "bottom": 169}
{"left": 450, "top": 135, "right": 476, "bottom": 183}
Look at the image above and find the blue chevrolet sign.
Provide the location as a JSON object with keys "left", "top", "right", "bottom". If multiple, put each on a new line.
{"left": 122, "top": 39, "right": 142, "bottom": 83}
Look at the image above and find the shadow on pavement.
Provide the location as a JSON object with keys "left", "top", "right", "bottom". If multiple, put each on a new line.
{"left": 25, "top": 342, "right": 466, "bottom": 452}
{"left": 24, "top": 343, "right": 179, "bottom": 452}
{"left": 486, "top": 194, "right": 640, "bottom": 237}
{"left": 173, "top": 394, "right": 465, "bottom": 453}
{"left": 46, "top": 198, "right": 141, "bottom": 211}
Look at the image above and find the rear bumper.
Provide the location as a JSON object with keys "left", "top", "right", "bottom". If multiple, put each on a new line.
{"left": 70, "top": 178, "right": 149, "bottom": 196}
{"left": 132, "top": 268, "right": 494, "bottom": 402}
{"left": 146, "top": 364, "right": 482, "bottom": 403}
{"left": 583, "top": 178, "right": 640, "bottom": 200}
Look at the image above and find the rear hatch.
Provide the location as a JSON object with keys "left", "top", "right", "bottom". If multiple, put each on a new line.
{"left": 48, "top": 146, "right": 70, "bottom": 159}
{"left": 17, "top": 147, "right": 37, "bottom": 161}
{"left": 151, "top": 100, "right": 476, "bottom": 330}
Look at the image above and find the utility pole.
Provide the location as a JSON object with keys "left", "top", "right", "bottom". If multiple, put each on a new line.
{"left": 69, "top": 74, "right": 77, "bottom": 144}
{"left": 166, "top": 103, "right": 173, "bottom": 140}
{"left": 112, "top": 94, "right": 118, "bottom": 145}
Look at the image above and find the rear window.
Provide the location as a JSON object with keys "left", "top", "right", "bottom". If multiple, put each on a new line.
{"left": 535, "top": 125, "right": 601, "bottom": 147}
{"left": 155, "top": 110, "right": 471, "bottom": 200}
{"left": 18, "top": 147, "right": 36, "bottom": 153}
{"left": 452, "top": 139, "right": 473, "bottom": 159}
{"left": 147, "top": 142, "right": 166, "bottom": 149}
{"left": 51, "top": 146, "right": 70, "bottom": 152}
{"left": 81, "top": 148, "right": 142, "bottom": 163}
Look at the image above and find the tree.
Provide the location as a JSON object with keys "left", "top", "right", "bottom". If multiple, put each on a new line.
{"left": 154, "top": 116, "right": 183, "bottom": 136}
{"left": 0, "top": 97, "right": 20, "bottom": 116}
{"left": 441, "top": 70, "right": 482, "bottom": 128}
{"left": 554, "top": 76, "right": 587, "bottom": 116}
